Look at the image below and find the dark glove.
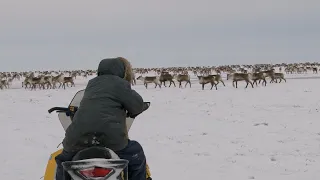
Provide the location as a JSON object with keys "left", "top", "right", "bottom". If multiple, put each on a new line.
{"left": 127, "top": 102, "right": 150, "bottom": 118}
{"left": 142, "top": 102, "right": 150, "bottom": 111}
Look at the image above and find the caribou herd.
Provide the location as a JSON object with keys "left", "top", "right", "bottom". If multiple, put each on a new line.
{"left": 0, "top": 70, "right": 94, "bottom": 90}
{"left": 0, "top": 62, "right": 319, "bottom": 90}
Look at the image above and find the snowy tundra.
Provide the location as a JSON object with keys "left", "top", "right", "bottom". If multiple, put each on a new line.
{"left": 1, "top": 76, "right": 320, "bottom": 180}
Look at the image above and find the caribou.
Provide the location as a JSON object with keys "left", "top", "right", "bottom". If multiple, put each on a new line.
{"left": 174, "top": 74, "right": 191, "bottom": 88}
{"left": 197, "top": 75, "right": 217, "bottom": 90}
{"left": 270, "top": 73, "right": 286, "bottom": 83}
{"left": 62, "top": 77, "right": 75, "bottom": 89}
{"left": 159, "top": 72, "right": 176, "bottom": 87}
{"left": 211, "top": 74, "right": 225, "bottom": 86}
{"left": 136, "top": 76, "right": 161, "bottom": 89}
{"left": 249, "top": 72, "right": 267, "bottom": 86}
{"left": 260, "top": 69, "right": 275, "bottom": 83}
{"left": 27, "top": 76, "right": 46, "bottom": 90}
{"left": 228, "top": 73, "right": 254, "bottom": 88}
{"left": 131, "top": 72, "right": 136, "bottom": 86}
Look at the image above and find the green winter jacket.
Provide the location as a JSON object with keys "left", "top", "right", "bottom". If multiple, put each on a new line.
{"left": 62, "top": 57, "right": 144, "bottom": 152}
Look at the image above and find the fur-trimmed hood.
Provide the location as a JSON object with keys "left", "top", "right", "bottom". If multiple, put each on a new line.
{"left": 97, "top": 57, "right": 133, "bottom": 82}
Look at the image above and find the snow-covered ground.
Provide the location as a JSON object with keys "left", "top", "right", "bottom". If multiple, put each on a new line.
{"left": 1, "top": 75, "right": 320, "bottom": 180}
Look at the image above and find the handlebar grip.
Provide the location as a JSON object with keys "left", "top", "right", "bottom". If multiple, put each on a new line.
{"left": 48, "top": 107, "right": 69, "bottom": 113}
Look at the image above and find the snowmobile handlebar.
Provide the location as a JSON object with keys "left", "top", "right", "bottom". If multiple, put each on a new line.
{"left": 48, "top": 102, "right": 150, "bottom": 117}
{"left": 48, "top": 107, "right": 70, "bottom": 113}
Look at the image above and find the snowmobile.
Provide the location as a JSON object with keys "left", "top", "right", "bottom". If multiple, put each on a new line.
{"left": 43, "top": 89, "right": 152, "bottom": 180}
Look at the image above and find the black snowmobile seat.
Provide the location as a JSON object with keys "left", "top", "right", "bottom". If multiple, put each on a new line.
{"left": 72, "top": 146, "right": 114, "bottom": 160}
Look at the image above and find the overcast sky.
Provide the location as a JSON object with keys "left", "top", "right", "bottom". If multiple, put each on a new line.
{"left": 0, "top": 0, "right": 319, "bottom": 71}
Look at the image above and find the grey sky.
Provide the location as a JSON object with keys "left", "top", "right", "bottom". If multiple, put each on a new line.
{"left": 1, "top": 0, "right": 319, "bottom": 71}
